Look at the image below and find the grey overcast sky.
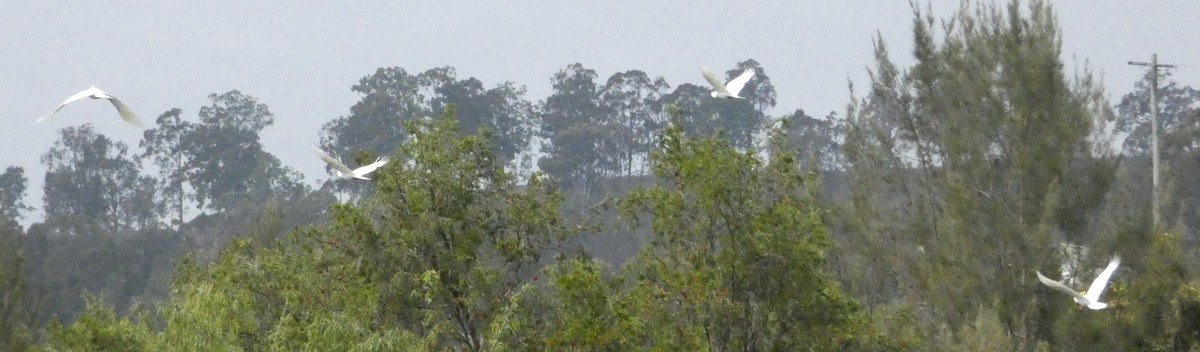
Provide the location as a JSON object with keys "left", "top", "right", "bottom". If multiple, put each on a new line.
{"left": 2, "top": 1, "right": 1198, "bottom": 223}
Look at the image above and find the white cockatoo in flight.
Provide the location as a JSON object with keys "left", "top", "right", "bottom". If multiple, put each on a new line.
{"left": 701, "top": 67, "right": 756, "bottom": 99}
{"left": 314, "top": 148, "right": 389, "bottom": 180}
{"left": 1036, "top": 256, "right": 1121, "bottom": 310}
{"left": 38, "top": 86, "right": 143, "bottom": 128}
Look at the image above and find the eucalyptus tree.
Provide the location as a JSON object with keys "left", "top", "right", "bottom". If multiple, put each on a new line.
{"left": 0, "top": 218, "right": 33, "bottom": 351}
{"left": 0, "top": 168, "right": 32, "bottom": 349}
{"left": 538, "top": 63, "right": 608, "bottom": 195}
{"left": 0, "top": 166, "right": 32, "bottom": 221}
{"left": 776, "top": 109, "right": 844, "bottom": 172}
{"left": 1115, "top": 71, "right": 1200, "bottom": 156}
{"left": 139, "top": 108, "right": 193, "bottom": 231}
{"left": 599, "top": 70, "right": 669, "bottom": 176}
{"left": 660, "top": 60, "right": 776, "bottom": 151}
{"left": 42, "top": 124, "right": 160, "bottom": 233}
{"left": 1113, "top": 73, "right": 1200, "bottom": 236}
{"left": 183, "top": 91, "right": 305, "bottom": 212}
{"left": 424, "top": 66, "right": 536, "bottom": 167}
{"left": 322, "top": 67, "right": 536, "bottom": 197}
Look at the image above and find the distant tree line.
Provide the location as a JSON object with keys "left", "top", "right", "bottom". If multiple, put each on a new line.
{"left": 1, "top": 1, "right": 1199, "bottom": 350}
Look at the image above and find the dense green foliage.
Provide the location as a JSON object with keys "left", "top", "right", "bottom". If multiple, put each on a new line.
{"left": 4, "top": 1, "right": 1200, "bottom": 351}
{"left": 0, "top": 218, "right": 35, "bottom": 351}
{"left": 614, "top": 114, "right": 872, "bottom": 350}
{"left": 29, "top": 107, "right": 878, "bottom": 351}
{"left": 833, "top": 1, "right": 1200, "bottom": 350}
{"left": 41, "top": 125, "right": 160, "bottom": 233}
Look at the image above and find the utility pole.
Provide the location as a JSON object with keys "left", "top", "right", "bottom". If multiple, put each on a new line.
{"left": 1128, "top": 54, "right": 1175, "bottom": 231}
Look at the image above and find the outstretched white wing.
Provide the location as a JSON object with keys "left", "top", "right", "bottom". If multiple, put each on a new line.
{"left": 351, "top": 157, "right": 389, "bottom": 178}
{"left": 314, "top": 148, "right": 355, "bottom": 176}
{"left": 1037, "top": 271, "right": 1089, "bottom": 303}
{"left": 38, "top": 86, "right": 142, "bottom": 127}
{"left": 700, "top": 67, "right": 730, "bottom": 95}
{"left": 1083, "top": 256, "right": 1121, "bottom": 303}
{"left": 724, "top": 68, "right": 756, "bottom": 97}
{"left": 105, "top": 96, "right": 142, "bottom": 128}
{"left": 37, "top": 86, "right": 103, "bottom": 122}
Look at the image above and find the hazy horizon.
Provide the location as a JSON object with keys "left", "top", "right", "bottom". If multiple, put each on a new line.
{"left": 3, "top": 1, "right": 1198, "bottom": 225}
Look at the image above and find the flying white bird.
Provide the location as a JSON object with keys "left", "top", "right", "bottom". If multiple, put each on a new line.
{"left": 314, "top": 148, "right": 388, "bottom": 180}
{"left": 1036, "top": 256, "right": 1121, "bottom": 310}
{"left": 701, "top": 67, "right": 756, "bottom": 99}
{"left": 38, "top": 86, "right": 143, "bottom": 128}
